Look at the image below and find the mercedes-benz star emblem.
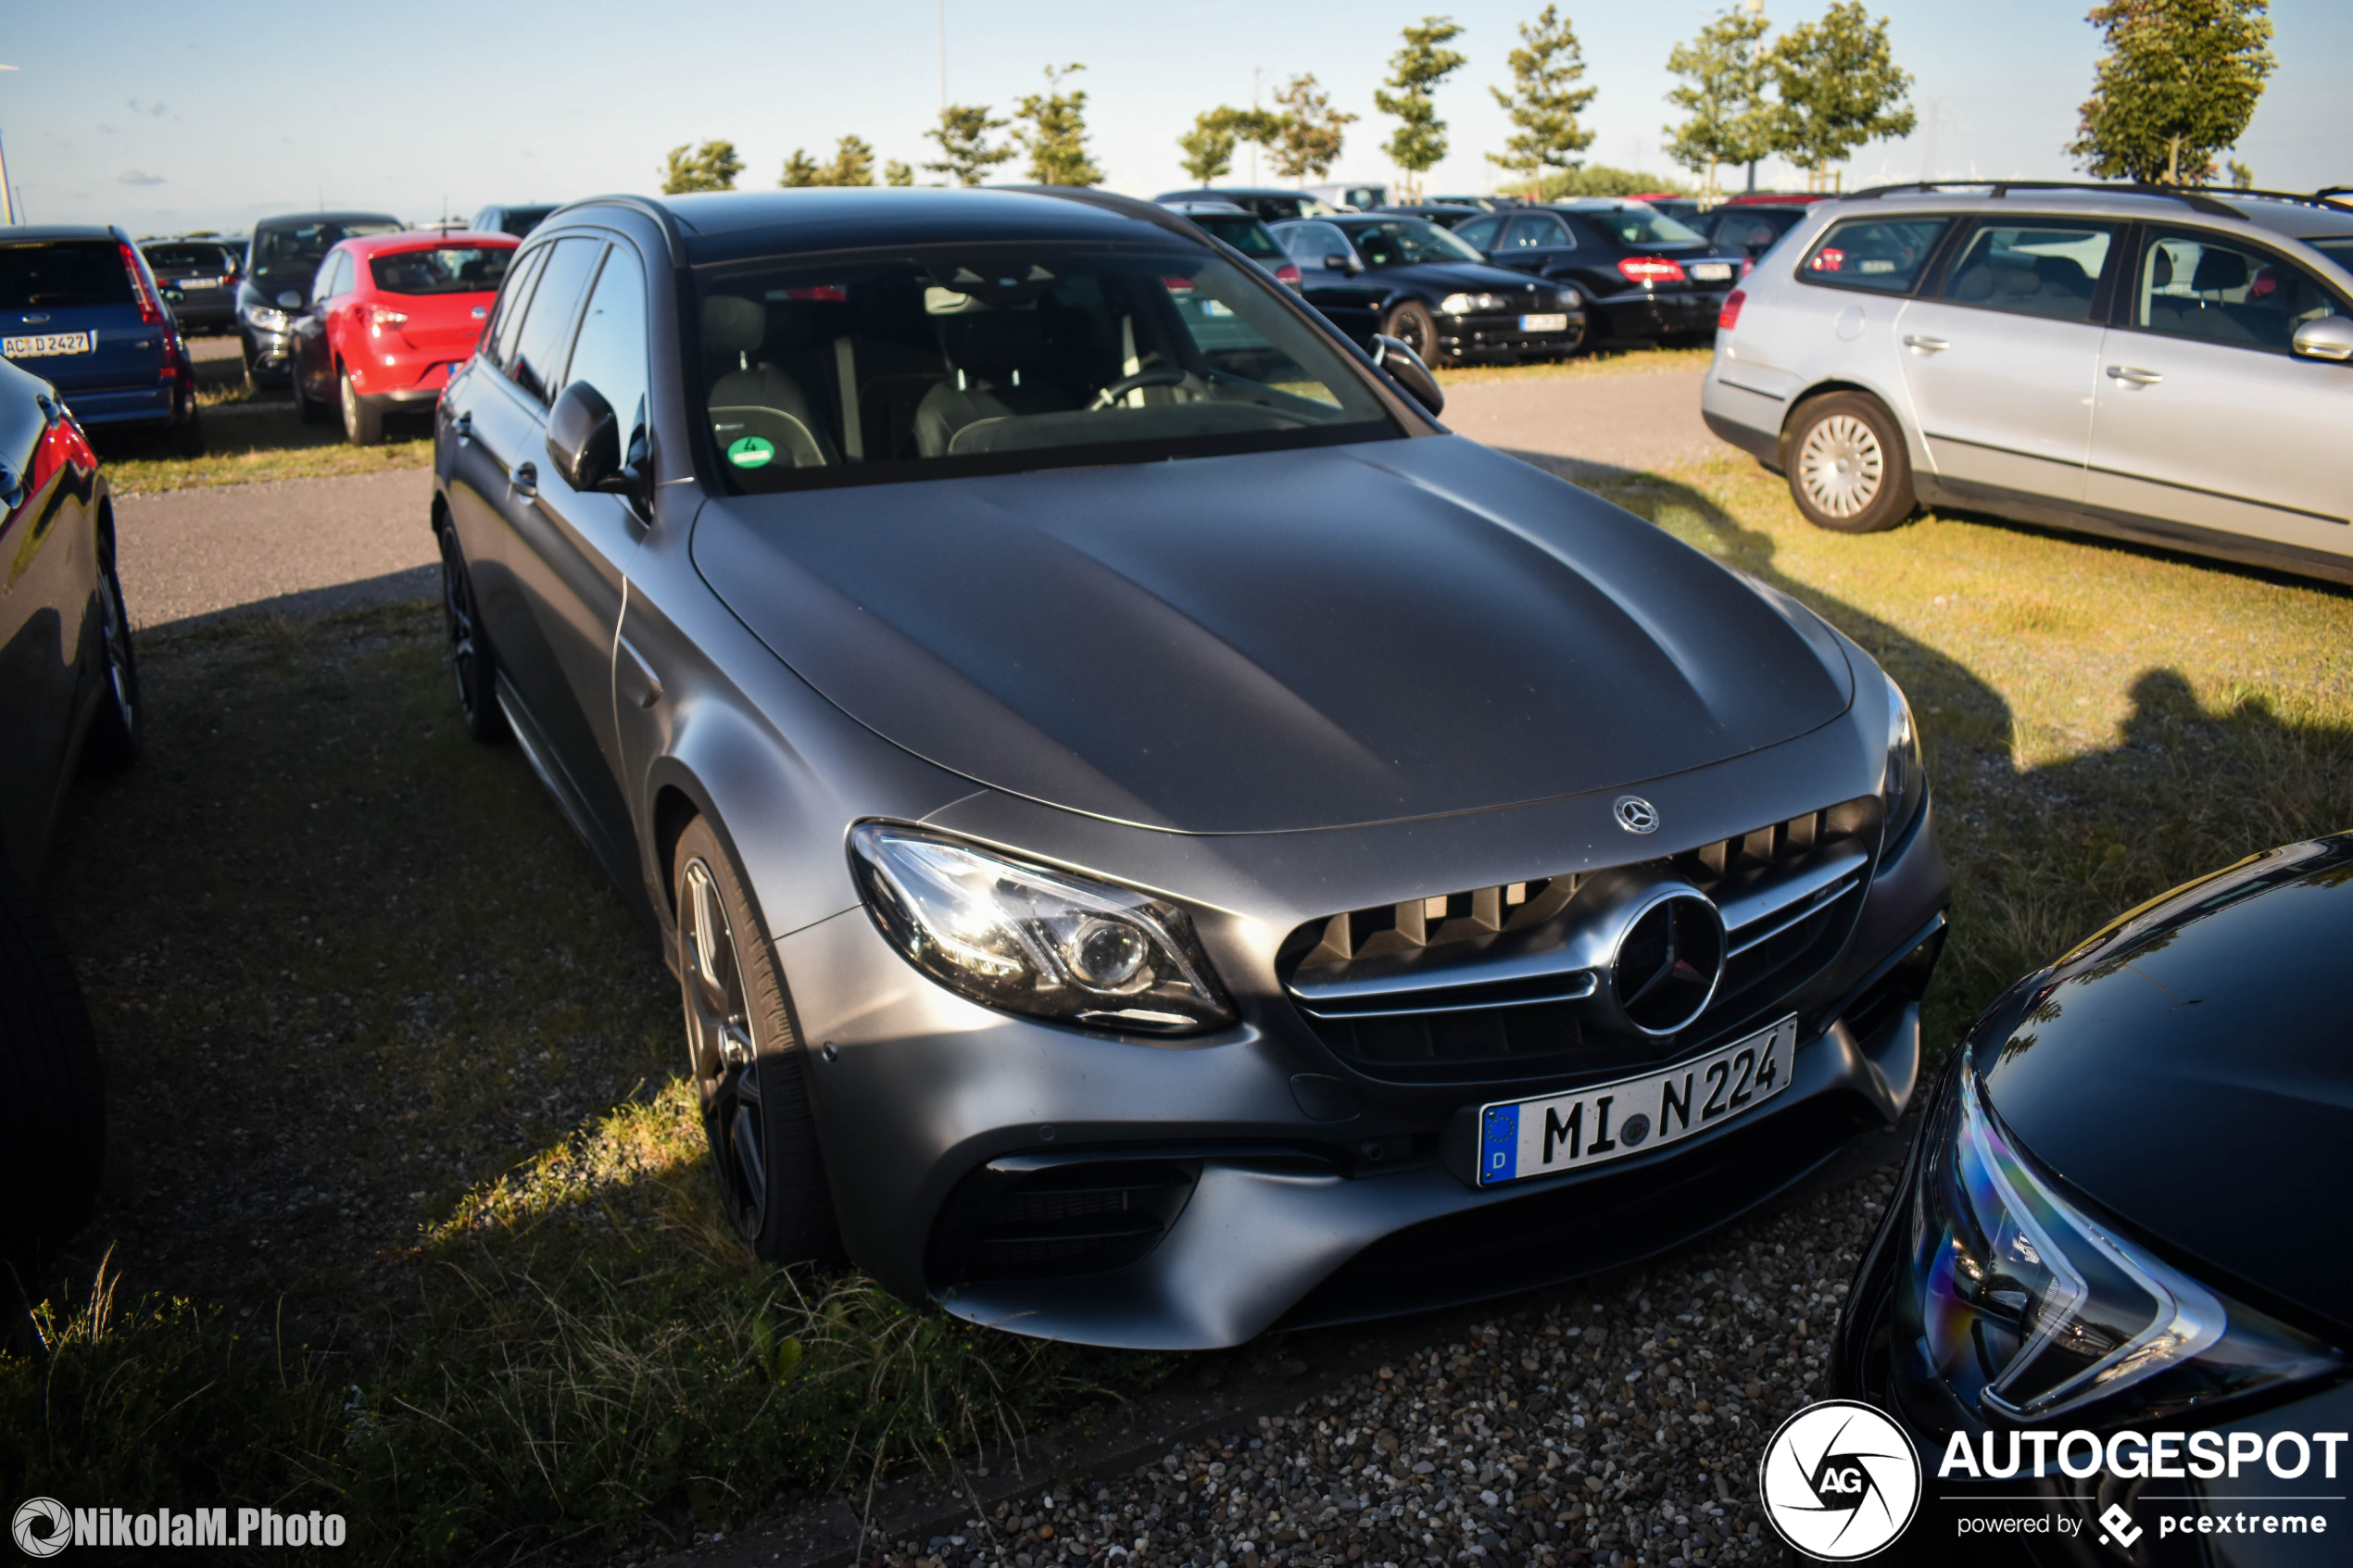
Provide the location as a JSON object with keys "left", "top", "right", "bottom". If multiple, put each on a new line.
{"left": 1614, "top": 795, "right": 1660, "bottom": 834}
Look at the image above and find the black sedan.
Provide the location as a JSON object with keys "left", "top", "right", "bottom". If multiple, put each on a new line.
{"left": 1453, "top": 200, "right": 1743, "bottom": 343}
{"left": 0, "top": 352, "right": 137, "bottom": 1270}
{"left": 142, "top": 237, "right": 244, "bottom": 333}
{"left": 1838, "top": 836, "right": 2353, "bottom": 1562}
{"left": 430, "top": 185, "right": 1945, "bottom": 1348}
{"left": 1271, "top": 213, "right": 1589, "bottom": 362}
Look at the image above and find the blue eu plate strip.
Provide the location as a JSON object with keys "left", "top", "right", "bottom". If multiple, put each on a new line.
{"left": 1480, "top": 1103, "right": 1519, "bottom": 1185}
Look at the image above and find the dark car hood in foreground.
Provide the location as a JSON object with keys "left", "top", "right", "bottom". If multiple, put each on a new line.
{"left": 1369, "top": 260, "right": 1561, "bottom": 295}
{"left": 692, "top": 435, "right": 1854, "bottom": 834}
{"left": 1978, "top": 837, "right": 2353, "bottom": 1332}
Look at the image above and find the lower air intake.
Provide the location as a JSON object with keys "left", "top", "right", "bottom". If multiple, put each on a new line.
{"left": 927, "top": 1156, "right": 1200, "bottom": 1286}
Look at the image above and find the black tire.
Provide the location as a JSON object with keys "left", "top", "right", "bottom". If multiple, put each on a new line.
{"left": 340, "top": 369, "right": 384, "bottom": 446}
{"left": 0, "top": 861, "right": 105, "bottom": 1273}
{"left": 673, "top": 815, "right": 841, "bottom": 1267}
{"left": 292, "top": 360, "right": 328, "bottom": 426}
{"left": 438, "top": 525, "right": 507, "bottom": 745}
{"left": 1784, "top": 392, "right": 1916, "bottom": 534}
{"left": 78, "top": 517, "right": 143, "bottom": 774}
{"left": 1383, "top": 299, "right": 1441, "bottom": 364}
{"left": 169, "top": 406, "right": 206, "bottom": 458}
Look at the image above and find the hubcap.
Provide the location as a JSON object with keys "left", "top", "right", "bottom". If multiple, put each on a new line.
{"left": 100, "top": 566, "right": 134, "bottom": 732}
{"left": 679, "top": 855, "right": 766, "bottom": 1238}
{"left": 1797, "top": 414, "right": 1885, "bottom": 518}
{"left": 439, "top": 535, "right": 482, "bottom": 721}
{"left": 341, "top": 374, "right": 359, "bottom": 436}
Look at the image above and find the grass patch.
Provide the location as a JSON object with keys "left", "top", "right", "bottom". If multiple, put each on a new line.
{"left": 1435, "top": 343, "right": 1713, "bottom": 387}
{"left": 97, "top": 406, "right": 429, "bottom": 495}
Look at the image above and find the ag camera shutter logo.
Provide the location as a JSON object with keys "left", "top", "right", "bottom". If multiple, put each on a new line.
{"left": 13, "top": 1497, "right": 71, "bottom": 1559}
{"left": 1759, "top": 1399, "right": 1921, "bottom": 1560}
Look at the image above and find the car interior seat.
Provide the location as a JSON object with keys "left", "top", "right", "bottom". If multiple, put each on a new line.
{"left": 912, "top": 307, "right": 1080, "bottom": 458}
{"left": 703, "top": 295, "right": 834, "bottom": 470}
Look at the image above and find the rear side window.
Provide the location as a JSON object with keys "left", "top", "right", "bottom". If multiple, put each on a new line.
{"left": 1940, "top": 223, "right": 2112, "bottom": 321}
{"left": 1798, "top": 218, "right": 1951, "bottom": 294}
{"left": 509, "top": 237, "right": 602, "bottom": 403}
{"left": 485, "top": 245, "right": 549, "bottom": 371}
{"left": 2131, "top": 229, "right": 2347, "bottom": 354}
{"left": 1455, "top": 215, "right": 1502, "bottom": 250}
{"left": 0, "top": 243, "right": 133, "bottom": 310}
{"left": 1191, "top": 217, "right": 1281, "bottom": 257}
{"left": 1573, "top": 207, "right": 1706, "bottom": 246}
{"left": 1501, "top": 214, "right": 1569, "bottom": 250}
{"left": 371, "top": 245, "right": 513, "bottom": 295}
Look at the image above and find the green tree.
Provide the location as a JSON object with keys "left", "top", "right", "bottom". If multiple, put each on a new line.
{"left": 1014, "top": 64, "right": 1103, "bottom": 185}
{"left": 1489, "top": 7, "right": 1599, "bottom": 198}
{"left": 1376, "top": 17, "right": 1468, "bottom": 199}
{"left": 884, "top": 159, "right": 916, "bottom": 187}
{"left": 1663, "top": 6, "right": 1778, "bottom": 202}
{"left": 2067, "top": 0, "right": 2275, "bottom": 185}
{"left": 779, "top": 149, "right": 824, "bottom": 188}
{"left": 660, "top": 140, "right": 743, "bottom": 194}
{"left": 1768, "top": 2, "right": 1916, "bottom": 189}
{"left": 1536, "top": 163, "right": 1693, "bottom": 200}
{"left": 1265, "top": 79, "right": 1353, "bottom": 182}
{"left": 824, "top": 135, "right": 877, "bottom": 186}
{"left": 924, "top": 105, "right": 1017, "bottom": 186}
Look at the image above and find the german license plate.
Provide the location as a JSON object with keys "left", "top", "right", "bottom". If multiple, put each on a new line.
{"left": 1519, "top": 313, "right": 1569, "bottom": 332}
{"left": 1475, "top": 1015, "right": 1798, "bottom": 1185}
{"left": 3, "top": 332, "right": 93, "bottom": 358}
{"left": 1692, "top": 263, "right": 1734, "bottom": 282}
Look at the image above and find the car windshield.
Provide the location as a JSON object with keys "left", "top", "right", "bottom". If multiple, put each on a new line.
{"left": 1187, "top": 216, "right": 1282, "bottom": 257}
{"left": 1338, "top": 220, "right": 1485, "bottom": 268}
{"left": 2306, "top": 236, "right": 2353, "bottom": 276}
{"left": 695, "top": 245, "right": 1397, "bottom": 494}
{"left": 0, "top": 242, "right": 132, "bottom": 310}
{"left": 371, "top": 245, "right": 514, "bottom": 295}
{"left": 1578, "top": 207, "right": 1709, "bottom": 246}
{"left": 250, "top": 220, "right": 402, "bottom": 286}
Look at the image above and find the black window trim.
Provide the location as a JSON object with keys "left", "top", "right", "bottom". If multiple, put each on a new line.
{"left": 1918, "top": 213, "right": 2129, "bottom": 325}
{"left": 2104, "top": 220, "right": 2353, "bottom": 356}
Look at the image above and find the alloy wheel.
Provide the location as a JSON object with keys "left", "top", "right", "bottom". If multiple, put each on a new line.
{"left": 439, "top": 532, "right": 484, "bottom": 725}
{"left": 99, "top": 566, "right": 135, "bottom": 736}
{"left": 678, "top": 855, "right": 767, "bottom": 1238}
{"left": 1796, "top": 414, "right": 1885, "bottom": 520}
{"left": 340, "top": 373, "right": 360, "bottom": 442}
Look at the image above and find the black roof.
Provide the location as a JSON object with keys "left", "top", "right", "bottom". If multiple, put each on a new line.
{"left": 248, "top": 210, "right": 402, "bottom": 233}
{"left": 0, "top": 225, "right": 124, "bottom": 245}
{"left": 571, "top": 187, "right": 1205, "bottom": 267}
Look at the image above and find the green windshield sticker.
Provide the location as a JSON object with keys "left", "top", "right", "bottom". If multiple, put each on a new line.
{"left": 727, "top": 435, "right": 775, "bottom": 470}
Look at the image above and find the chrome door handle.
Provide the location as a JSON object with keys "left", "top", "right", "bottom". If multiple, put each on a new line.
{"left": 2106, "top": 365, "right": 2164, "bottom": 385}
{"left": 450, "top": 411, "right": 472, "bottom": 444}
{"left": 1901, "top": 334, "right": 1948, "bottom": 352}
{"left": 510, "top": 460, "right": 536, "bottom": 497}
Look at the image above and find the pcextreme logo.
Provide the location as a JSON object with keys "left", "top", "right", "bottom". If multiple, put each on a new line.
{"left": 1759, "top": 1400, "right": 1923, "bottom": 1561}
{"left": 10, "top": 1498, "right": 346, "bottom": 1554}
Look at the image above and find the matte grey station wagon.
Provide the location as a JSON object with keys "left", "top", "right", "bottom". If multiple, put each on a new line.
{"left": 432, "top": 186, "right": 1948, "bottom": 1348}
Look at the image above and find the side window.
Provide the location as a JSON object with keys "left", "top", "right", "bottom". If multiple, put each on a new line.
{"left": 508, "top": 237, "right": 601, "bottom": 405}
{"left": 1282, "top": 222, "right": 1353, "bottom": 267}
{"left": 1501, "top": 214, "right": 1567, "bottom": 251}
{"left": 2131, "top": 229, "right": 2346, "bottom": 354}
{"left": 1940, "top": 222, "right": 2112, "bottom": 321}
{"left": 1797, "top": 217, "right": 1952, "bottom": 294}
{"left": 1455, "top": 215, "right": 1502, "bottom": 250}
{"left": 485, "top": 245, "right": 548, "bottom": 371}
{"left": 560, "top": 245, "right": 650, "bottom": 461}
{"left": 311, "top": 250, "right": 343, "bottom": 305}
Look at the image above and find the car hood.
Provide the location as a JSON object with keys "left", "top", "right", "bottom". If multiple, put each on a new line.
{"left": 1979, "top": 837, "right": 2353, "bottom": 1332}
{"left": 691, "top": 435, "right": 1855, "bottom": 834}
{"left": 1375, "top": 260, "right": 1562, "bottom": 294}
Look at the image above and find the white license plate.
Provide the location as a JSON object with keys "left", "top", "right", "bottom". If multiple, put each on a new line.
{"left": 1519, "top": 313, "right": 1569, "bottom": 332}
{"left": 179, "top": 277, "right": 220, "bottom": 289}
{"left": 3, "top": 332, "right": 93, "bottom": 358}
{"left": 1691, "top": 263, "right": 1734, "bottom": 282}
{"left": 1474, "top": 1015, "right": 1798, "bottom": 1185}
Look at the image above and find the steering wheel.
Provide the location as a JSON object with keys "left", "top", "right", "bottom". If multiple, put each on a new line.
{"left": 1088, "top": 366, "right": 1188, "bottom": 410}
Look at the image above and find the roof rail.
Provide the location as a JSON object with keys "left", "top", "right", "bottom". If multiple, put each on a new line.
{"left": 1842, "top": 179, "right": 2247, "bottom": 219}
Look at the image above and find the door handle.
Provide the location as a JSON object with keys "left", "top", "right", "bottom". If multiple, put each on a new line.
{"left": 450, "top": 410, "right": 472, "bottom": 444}
{"left": 1901, "top": 334, "right": 1949, "bottom": 353}
{"left": 510, "top": 460, "right": 536, "bottom": 497}
{"left": 2106, "top": 365, "right": 2164, "bottom": 385}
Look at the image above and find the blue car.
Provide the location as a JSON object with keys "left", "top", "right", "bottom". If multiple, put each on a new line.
{"left": 0, "top": 227, "right": 201, "bottom": 452}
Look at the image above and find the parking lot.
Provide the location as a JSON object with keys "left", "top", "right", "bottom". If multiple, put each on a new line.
{"left": 21, "top": 335, "right": 2353, "bottom": 1564}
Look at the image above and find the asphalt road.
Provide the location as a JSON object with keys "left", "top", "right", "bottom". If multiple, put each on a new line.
{"left": 111, "top": 367, "right": 1718, "bottom": 631}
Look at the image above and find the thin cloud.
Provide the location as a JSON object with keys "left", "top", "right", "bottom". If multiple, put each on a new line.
{"left": 120, "top": 169, "right": 166, "bottom": 186}
{"left": 125, "top": 97, "right": 169, "bottom": 117}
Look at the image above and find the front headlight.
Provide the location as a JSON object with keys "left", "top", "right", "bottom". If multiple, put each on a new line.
{"left": 1881, "top": 673, "right": 1926, "bottom": 847}
{"left": 848, "top": 823, "right": 1235, "bottom": 1035}
{"left": 1902, "top": 1055, "right": 2337, "bottom": 1424}
{"left": 240, "top": 299, "right": 290, "bottom": 333}
{"left": 1557, "top": 288, "right": 1582, "bottom": 307}
{"left": 1438, "top": 292, "right": 1510, "bottom": 315}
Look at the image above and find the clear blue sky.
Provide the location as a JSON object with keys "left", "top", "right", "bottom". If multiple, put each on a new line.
{"left": 4, "top": 0, "right": 2347, "bottom": 234}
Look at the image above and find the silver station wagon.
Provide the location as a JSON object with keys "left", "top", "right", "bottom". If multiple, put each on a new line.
{"left": 1701, "top": 182, "right": 2353, "bottom": 583}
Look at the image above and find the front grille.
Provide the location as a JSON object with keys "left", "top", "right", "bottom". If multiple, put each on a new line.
{"left": 1278, "top": 797, "right": 1879, "bottom": 1084}
{"left": 926, "top": 1156, "right": 1199, "bottom": 1286}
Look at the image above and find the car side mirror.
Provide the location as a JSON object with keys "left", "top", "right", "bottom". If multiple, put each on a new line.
{"left": 1371, "top": 333, "right": 1444, "bottom": 419}
{"left": 547, "top": 381, "right": 650, "bottom": 508}
{"left": 2292, "top": 316, "right": 2353, "bottom": 362}
{"left": 1320, "top": 253, "right": 1355, "bottom": 274}
{"left": 275, "top": 290, "right": 304, "bottom": 309}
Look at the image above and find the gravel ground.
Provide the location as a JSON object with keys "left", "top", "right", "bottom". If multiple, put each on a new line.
{"left": 844, "top": 1170, "right": 1900, "bottom": 1568}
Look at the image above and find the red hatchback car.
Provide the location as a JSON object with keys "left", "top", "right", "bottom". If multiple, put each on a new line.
{"left": 288, "top": 231, "right": 516, "bottom": 444}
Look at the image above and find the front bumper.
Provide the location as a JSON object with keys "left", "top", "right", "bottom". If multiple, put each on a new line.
{"left": 1436, "top": 308, "right": 1589, "bottom": 361}
{"left": 780, "top": 778, "right": 1949, "bottom": 1350}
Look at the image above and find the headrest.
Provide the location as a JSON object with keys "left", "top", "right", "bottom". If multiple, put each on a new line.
{"left": 702, "top": 295, "right": 765, "bottom": 357}
{"left": 2033, "top": 255, "right": 2089, "bottom": 290}
{"left": 937, "top": 309, "right": 1043, "bottom": 377}
{"left": 2192, "top": 249, "right": 2248, "bottom": 293}
{"left": 2152, "top": 249, "right": 2174, "bottom": 288}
